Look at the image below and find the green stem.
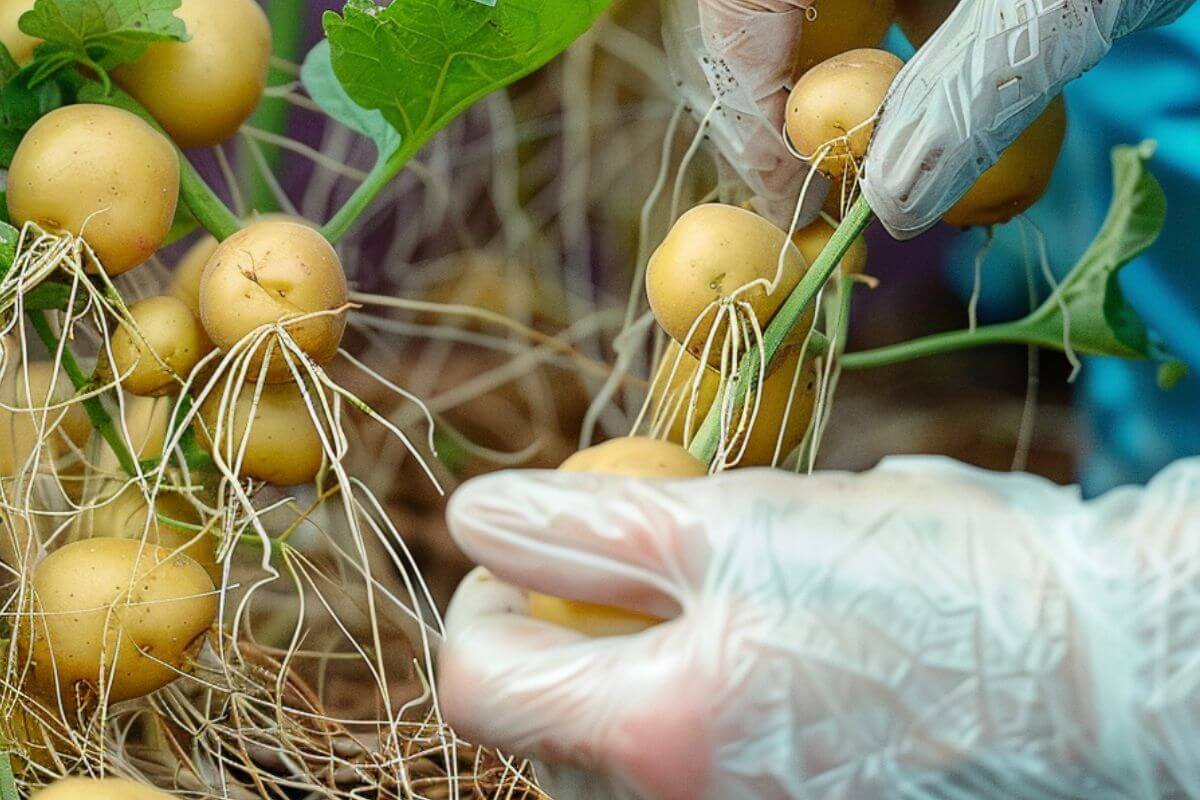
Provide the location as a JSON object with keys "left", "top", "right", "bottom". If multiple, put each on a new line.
{"left": 840, "top": 322, "right": 1028, "bottom": 371}
{"left": 247, "top": 0, "right": 307, "bottom": 212}
{"left": 688, "top": 195, "right": 875, "bottom": 464}
{"left": 0, "top": 750, "right": 15, "bottom": 800}
{"left": 320, "top": 144, "right": 416, "bottom": 244}
{"left": 27, "top": 309, "right": 139, "bottom": 477}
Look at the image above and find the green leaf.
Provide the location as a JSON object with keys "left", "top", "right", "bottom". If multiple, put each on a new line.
{"left": 0, "top": 222, "right": 18, "bottom": 276}
{"left": 23, "top": 281, "right": 77, "bottom": 312}
{"left": 0, "top": 45, "right": 19, "bottom": 86}
{"left": 323, "top": 0, "right": 611, "bottom": 158}
{"left": 21, "top": 0, "right": 187, "bottom": 75}
{"left": 1019, "top": 141, "right": 1168, "bottom": 359}
{"left": 300, "top": 39, "right": 400, "bottom": 158}
{"left": 0, "top": 65, "right": 65, "bottom": 166}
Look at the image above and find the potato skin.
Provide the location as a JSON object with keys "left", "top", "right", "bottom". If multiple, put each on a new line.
{"left": 792, "top": 217, "right": 869, "bottom": 276}
{"left": 794, "top": 0, "right": 896, "bottom": 74}
{"left": 32, "top": 777, "right": 175, "bottom": 800}
{"left": 653, "top": 343, "right": 818, "bottom": 467}
{"left": 201, "top": 382, "right": 324, "bottom": 486}
{"left": 199, "top": 221, "right": 348, "bottom": 383}
{"left": 786, "top": 49, "right": 903, "bottom": 178}
{"left": 529, "top": 437, "right": 707, "bottom": 636}
{"left": 7, "top": 104, "right": 180, "bottom": 275}
{"left": 113, "top": 0, "right": 271, "bottom": 149}
{"left": 0, "top": 1, "right": 38, "bottom": 64}
{"left": 0, "top": 361, "right": 90, "bottom": 477}
{"left": 83, "top": 485, "right": 218, "bottom": 583}
{"left": 111, "top": 296, "right": 212, "bottom": 397}
{"left": 646, "top": 204, "right": 810, "bottom": 366}
{"left": 21, "top": 538, "right": 217, "bottom": 704}
{"left": 895, "top": 0, "right": 959, "bottom": 48}
{"left": 943, "top": 96, "right": 1067, "bottom": 228}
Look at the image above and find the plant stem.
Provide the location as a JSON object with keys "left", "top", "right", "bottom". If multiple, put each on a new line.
{"left": 247, "top": 0, "right": 307, "bottom": 211}
{"left": 27, "top": 309, "right": 139, "bottom": 477}
{"left": 320, "top": 143, "right": 417, "bottom": 244}
{"left": 840, "top": 322, "right": 1028, "bottom": 371}
{"left": 688, "top": 195, "right": 874, "bottom": 465}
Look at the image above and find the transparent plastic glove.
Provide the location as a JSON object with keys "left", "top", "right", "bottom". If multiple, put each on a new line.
{"left": 439, "top": 457, "right": 1200, "bottom": 800}
{"left": 863, "top": 0, "right": 1196, "bottom": 239}
{"left": 661, "top": 0, "right": 825, "bottom": 225}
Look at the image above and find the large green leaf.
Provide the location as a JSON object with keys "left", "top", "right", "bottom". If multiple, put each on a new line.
{"left": 21, "top": 0, "right": 187, "bottom": 83}
{"left": 300, "top": 39, "right": 400, "bottom": 159}
{"left": 1020, "top": 141, "right": 1168, "bottom": 360}
{"left": 323, "top": 0, "right": 611, "bottom": 158}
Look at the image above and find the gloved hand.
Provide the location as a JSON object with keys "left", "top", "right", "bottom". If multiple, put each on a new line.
{"left": 438, "top": 457, "right": 1200, "bottom": 800}
{"left": 863, "top": 0, "right": 1196, "bottom": 238}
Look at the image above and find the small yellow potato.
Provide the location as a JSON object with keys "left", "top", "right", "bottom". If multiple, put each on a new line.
{"left": 895, "top": 0, "right": 959, "bottom": 48}
{"left": 943, "top": 97, "right": 1068, "bottom": 228}
{"left": 792, "top": 217, "right": 869, "bottom": 275}
{"left": 794, "top": 0, "right": 896, "bottom": 74}
{"left": 201, "top": 381, "right": 324, "bottom": 486}
{"left": 32, "top": 776, "right": 175, "bottom": 800}
{"left": 110, "top": 296, "right": 212, "bottom": 397}
{"left": 652, "top": 343, "right": 818, "bottom": 467}
{"left": 0, "top": 1, "right": 38, "bottom": 63}
{"left": 785, "top": 49, "right": 904, "bottom": 179}
{"left": 172, "top": 214, "right": 313, "bottom": 317}
{"left": 7, "top": 105, "right": 180, "bottom": 275}
{"left": 530, "top": 437, "right": 707, "bottom": 637}
{"left": 199, "top": 220, "right": 348, "bottom": 383}
{"left": 0, "top": 362, "right": 90, "bottom": 477}
{"left": 96, "top": 395, "right": 172, "bottom": 478}
{"left": 21, "top": 538, "right": 217, "bottom": 704}
{"left": 114, "top": 0, "right": 271, "bottom": 149}
{"left": 83, "top": 485, "right": 219, "bottom": 583}
{"left": 646, "top": 204, "right": 811, "bottom": 366}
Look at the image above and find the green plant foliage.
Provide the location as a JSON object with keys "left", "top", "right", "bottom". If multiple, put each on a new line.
{"left": 300, "top": 39, "right": 400, "bottom": 159}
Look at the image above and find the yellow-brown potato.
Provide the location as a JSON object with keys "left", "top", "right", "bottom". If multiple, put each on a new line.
{"left": 895, "top": 0, "right": 959, "bottom": 48}
{"left": 943, "top": 97, "right": 1068, "bottom": 228}
{"left": 21, "top": 538, "right": 216, "bottom": 704}
{"left": 32, "top": 777, "right": 175, "bottom": 800}
{"left": 201, "top": 382, "right": 324, "bottom": 486}
{"left": 794, "top": 0, "right": 896, "bottom": 74}
{"left": 7, "top": 105, "right": 180, "bottom": 275}
{"left": 172, "top": 214, "right": 313, "bottom": 318}
{"left": 114, "top": 0, "right": 271, "bottom": 149}
{"left": 98, "top": 396, "right": 172, "bottom": 477}
{"left": 0, "top": 362, "right": 90, "bottom": 477}
{"left": 530, "top": 437, "right": 707, "bottom": 637}
{"left": 785, "top": 49, "right": 904, "bottom": 178}
{"left": 0, "top": 0, "right": 38, "bottom": 63}
{"left": 83, "top": 485, "right": 218, "bottom": 583}
{"left": 652, "top": 343, "right": 818, "bottom": 467}
{"left": 199, "top": 221, "right": 348, "bottom": 383}
{"left": 646, "top": 204, "right": 810, "bottom": 366}
{"left": 110, "top": 296, "right": 212, "bottom": 397}
{"left": 792, "top": 217, "right": 869, "bottom": 275}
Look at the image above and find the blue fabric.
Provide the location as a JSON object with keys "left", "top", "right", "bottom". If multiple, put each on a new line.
{"left": 937, "top": 7, "right": 1200, "bottom": 494}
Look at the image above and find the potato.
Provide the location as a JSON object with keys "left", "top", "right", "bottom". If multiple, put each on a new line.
{"left": 0, "top": 1, "right": 38, "bottom": 63}
{"left": 529, "top": 437, "right": 707, "bottom": 637}
{"left": 83, "top": 485, "right": 218, "bottom": 583}
{"left": 652, "top": 343, "right": 818, "bottom": 467}
{"left": 199, "top": 221, "right": 348, "bottom": 383}
{"left": 32, "top": 777, "right": 175, "bottom": 800}
{"left": 646, "top": 204, "right": 811, "bottom": 366}
{"left": 895, "top": 0, "right": 959, "bottom": 48}
{"left": 21, "top": 538, "right": 217, "bottom": 704}
{"left": 785, "top": 49, "right": 904, "bottom": 179}
{"left": 201, "top": 381, "right": 324, "bottom": 486}
{"left": 1, "top": 705, "right": 73, "bottom": 772}
{"left": 0, "top": 362, "right": 90, "bottom": 477}
{"left": 943, "top": 96, "right": 1068, "bottom": 228}
{"left": 792, "top": 217, "right": 869, "bottom": 276}
{"left": 794, "top": 0, "right": 896, "bottom": 74}
{"left": 113, "top": 0, "right": 271, "bottom": 149}
{"left": 418, "top": 252, "right": 567, "bottom": 329}
{"left": 172, "top": 214, "right": 312, "bottom": 318}
{"left": 7, "top": 104, "right": 180, "bottom": 275}
{"left": 110, "top": 296, "right": 212, "bottom": 397}
{"left": 99, "top": 396, "right": 172, "bottom": 477}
